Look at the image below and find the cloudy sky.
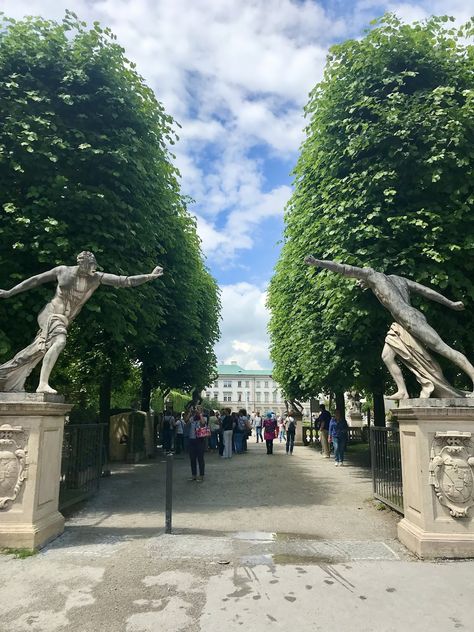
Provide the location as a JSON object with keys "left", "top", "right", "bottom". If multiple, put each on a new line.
{"left": 4, "top": 0, "right": 474, "bottom": 369}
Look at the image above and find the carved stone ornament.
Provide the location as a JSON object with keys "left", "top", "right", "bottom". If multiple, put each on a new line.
{"left": 0, "top": 424, "right": 28, "bottom": 510}
{"left": 429, "top": 431, "right": 474, "bottom": 518}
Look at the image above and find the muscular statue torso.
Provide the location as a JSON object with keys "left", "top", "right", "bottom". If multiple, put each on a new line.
{"left": 39, "top": 266, "right": 101, "bottom": 327}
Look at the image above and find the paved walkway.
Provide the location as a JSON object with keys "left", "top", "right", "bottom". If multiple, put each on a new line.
{"left": 1, "top": 440, "right": 474, "bottom": 631}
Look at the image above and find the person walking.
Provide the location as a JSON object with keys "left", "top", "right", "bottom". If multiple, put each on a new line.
{"left": 316, "top": 404, "right": 331, "bottom": 458}
{"left": 329, "top": 409, "right": 349, "bottom": 466}
{"left": 162, "top": 409, "right": 175, "bottom": 454}
{"left": 285, "top": 412, "right": 297, "bottom": 455}
{"left": 208, "top": 410, "right": 220, "bottom": 451}
{"left": 263, "top": 412, "right": 277, "bottom": 455}
{"left": 253, "top": 411, "right": 263, "bottom": 443}
{"left": 221, "top": 408, "right": 234, "bottom": 459}
{"left": 234, "top": 410, "right": 245, "bottom": 454}
{"left": 174, "top": 413, "right": 185, "bottom": 454}
{"left": 278, "top": 417, "right": 286, "bottom": 443}
{"left": 187, "top": 410, "right": 206, "bottom": 481}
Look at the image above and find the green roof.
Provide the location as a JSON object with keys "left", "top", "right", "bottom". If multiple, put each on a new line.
{"left": 218, "top": 364, "right": 272, "bottom": 376}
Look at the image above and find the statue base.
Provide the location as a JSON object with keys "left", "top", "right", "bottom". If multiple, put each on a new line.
{"left": 347, "top": 411, "right": 363, "bottom": 427}
{"left": 396, "top": 399, "right": 474, "bottom": 559}
{"left": 0, "top": 393, "right": 72, "bottom": 549}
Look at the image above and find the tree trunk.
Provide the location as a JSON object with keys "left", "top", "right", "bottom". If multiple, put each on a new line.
{"left": 99, "top": 371, "right": 112, "bottom": 426}
{"left": 373, "top": 391, "right": 386, "bottom": 427}
{"left": 99, "top": 371, "right": 112, "bottom": 467}
{"left": 335, "top": 391, "right": 345, "bottom": 418}
{"left": 140, "top": 368, "right": 152, "bottom": 412}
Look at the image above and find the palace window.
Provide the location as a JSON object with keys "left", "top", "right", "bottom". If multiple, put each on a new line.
{"left": 256, "top": 392, "right": 261, "bottom": 402}
{"left": 223, "top": 380, "right": 232, "bottom": 388}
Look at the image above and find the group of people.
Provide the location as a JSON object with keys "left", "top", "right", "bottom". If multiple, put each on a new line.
{"left": 159, "top": 407, "right": 299, "bottom": 482}
{"left": 314, "top": 404, "right": 349, "bottom": 466}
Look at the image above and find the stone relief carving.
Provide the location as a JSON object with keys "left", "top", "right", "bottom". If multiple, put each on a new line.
{"left": 0, "top": 424, "right": 28, "bottom": 510}
{"left": 429, "top": 431, "right": 474, "bottom": 518}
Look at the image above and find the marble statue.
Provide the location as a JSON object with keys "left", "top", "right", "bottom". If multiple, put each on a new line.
{"left": 305, "top": 256, "right": 473, "bottom": 399}
{"left": 0, "top": 252, "right": 163, "bottom": 394}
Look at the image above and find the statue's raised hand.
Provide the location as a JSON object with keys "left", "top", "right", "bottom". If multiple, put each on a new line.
{"left": 0, "top": 289, "right": 11, "bottom": 299}
{"left": 151, "top": 266, "right": 164, "bottom": 277}
{"left": 304, "top": 255, "right": 318, "bottom": 266}
{"left": 452, "top": 301, "right": 465, "bottom": 311}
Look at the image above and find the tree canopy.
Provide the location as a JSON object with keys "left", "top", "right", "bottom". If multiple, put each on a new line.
{"left": 268, "top": 14, "right": 474, "bottom": 414}
{"left": 0, "top": 12, "right": 220, "bottom": 413}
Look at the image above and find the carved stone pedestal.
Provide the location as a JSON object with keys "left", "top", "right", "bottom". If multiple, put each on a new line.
{"left": 396, "top": 399, "right": 474, "bottom": 559}
{"left": 0, "top": 393, "right": 71, "bottom": 549}
{"left": 347, "top": 411, "right": 363, "bottom": 427}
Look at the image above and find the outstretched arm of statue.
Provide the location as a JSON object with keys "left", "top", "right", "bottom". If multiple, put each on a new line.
{"left": 0, "top": 267, "right": 61, "bottom": 299}
{"left": 304, "top": 256, "right": 370, "bottom": 280}
{"left": 406, "top": 279, "right": 464, "bottom": 311}
{"left": 100, "top": 265, "right": 164, "bottom": 288}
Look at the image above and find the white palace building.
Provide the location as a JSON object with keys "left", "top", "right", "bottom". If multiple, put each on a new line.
{"left": 203, "top": 362, "right": 310, "bottom": 417}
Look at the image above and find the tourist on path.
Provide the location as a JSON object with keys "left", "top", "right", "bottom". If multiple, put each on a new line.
{"left": 208, "top": 410, "right": 220, "bottom": 451}
{"left": 239, "top": 408, "right": 251, "bottom": 452}
{"left": 253, "top": 411, "right": 263, "bottom": 443}
{"left": 329, "top": 409, "right": 349, "bottom": 466}
{"left": 221, "top": 408, "right": 234, "bottom": 459}
{"left": 187, "top": 410, "right": 206, "bottom": 481}
{"left": 174, "top": 413, "right": 185, "bottom": 454}
{"left": 278, "top": 417, "right": 286, "bottom": 443}
{"left": 162, "top": 409, "right": 175, "bottom": 454}
{"left": 263, "top": 412, "right": 277, "bottom": 455}
{"left": 316, "top": 404, "right": 331, "bottom": 458}
{"left": 234, "top": 410, "right": 246, "bottom": 454}
{"left": 285, "top": 412, "right": 297, "bottom": 455}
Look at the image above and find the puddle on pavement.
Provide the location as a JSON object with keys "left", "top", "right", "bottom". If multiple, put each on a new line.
{"left": 234, "top": 532, "right": 276, "bottom": 541}
{"left": 233, "top": 531, "right": 323, "bottom": 542}
{"left": 241, "top": 553, "right": 341, "bottom": 566}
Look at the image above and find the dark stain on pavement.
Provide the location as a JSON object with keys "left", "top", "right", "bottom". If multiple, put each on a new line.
{"left": 386, "top": 587, "right": 396, "bottom": 593}
{"left": 359, "top": 596, "right": 367, "bottom": 601}
{"left": 267, "top": 614, "right": 277, "bottom": 622}
{"left": 324, "top": 580, "right": 334, "bottom": 585}
{"left": 305, "top": 585, "right": 312, "bottom": 590}
{"left": 285, "top": 596, "right": 297, "bottom": 602}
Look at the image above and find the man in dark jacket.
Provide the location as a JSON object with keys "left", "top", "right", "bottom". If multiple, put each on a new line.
{"left": 316, "top": 404, "right": 331, "bottom": 458}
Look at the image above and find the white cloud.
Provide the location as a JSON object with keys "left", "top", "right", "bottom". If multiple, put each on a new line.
{"left": 215, "top": 283, "right": 270, "bottom": 369}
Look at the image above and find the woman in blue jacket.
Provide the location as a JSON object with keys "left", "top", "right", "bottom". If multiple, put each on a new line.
{"left": 329, "top": 409, "right": 349, "bottom": 466}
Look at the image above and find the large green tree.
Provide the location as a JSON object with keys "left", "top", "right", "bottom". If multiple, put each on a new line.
{"left": 269, "top": 15, "right": 474, "bottom": 421}
{"left": 0, "top": 12, "right": 219, "bottom": 413}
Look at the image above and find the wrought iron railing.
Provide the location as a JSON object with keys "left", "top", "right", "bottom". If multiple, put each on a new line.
{"left": 59, "top": 423, "right": 106, "bottom": 510}
{"left": 370, "top": 426, "right": 403, "bottom": 513}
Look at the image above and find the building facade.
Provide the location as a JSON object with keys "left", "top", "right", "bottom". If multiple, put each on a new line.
{"left": 203, "top": 362, "right": 310, "bottom": 417}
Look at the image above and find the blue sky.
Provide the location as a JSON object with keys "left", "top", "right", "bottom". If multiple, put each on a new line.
{"left": 5, "top": 0, "right": 474, "bottom": 368}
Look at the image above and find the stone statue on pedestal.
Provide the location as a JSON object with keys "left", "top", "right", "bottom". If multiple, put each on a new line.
{"left": 305, "top": 256, "right": 473, "bottom": 399}
{"left": 0, "top": 252, "right": 163, "bottom": 394}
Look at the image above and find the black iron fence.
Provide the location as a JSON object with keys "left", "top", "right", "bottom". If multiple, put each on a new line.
{"left": 370, "top": 426, "right": 403, "bottom": 513}
{"left": 59, "top": 423, "right": 106, "bottom": 511}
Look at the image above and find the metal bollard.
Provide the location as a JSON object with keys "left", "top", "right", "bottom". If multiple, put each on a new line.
{"left": 165, "top": 452, "right": 173, "bottom": 533}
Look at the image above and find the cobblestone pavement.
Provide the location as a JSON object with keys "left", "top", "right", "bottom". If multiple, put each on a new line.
{"left": 1, "top": 441, "right": 473, "bottom": 631}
